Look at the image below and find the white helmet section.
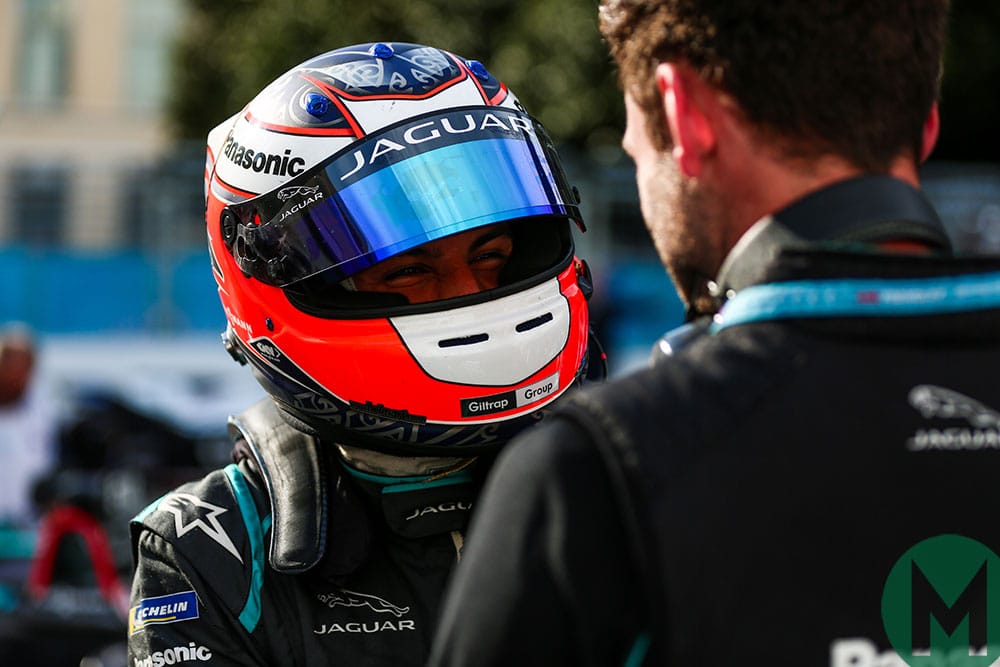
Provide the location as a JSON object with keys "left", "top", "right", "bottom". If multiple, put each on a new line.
{"left": 205, "top": 51, "right": 519, "bottom": 203}
{"left": 389, "top": 278, "right": 570, "bottom": 386}
{"left": 209, "top": 119, "right": 350, "bottom": 200}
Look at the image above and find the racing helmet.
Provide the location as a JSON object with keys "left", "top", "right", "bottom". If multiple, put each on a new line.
{"left": 205, "top": 42, "right": 597, "bottom": 456}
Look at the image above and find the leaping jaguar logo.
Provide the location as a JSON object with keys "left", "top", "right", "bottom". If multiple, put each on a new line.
{"left": 276, "top": 184, "right": 321, "bottom": 201}
{"left": 908, "top": 385, "right": 1000, "bottom": 428}
{"left": 317, "top": 589, "right": 410, "bottom": 618}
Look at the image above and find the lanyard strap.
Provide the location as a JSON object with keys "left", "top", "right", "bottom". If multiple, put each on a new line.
{"left": 712, "top": 271, "right": 1000, "bottom": 332}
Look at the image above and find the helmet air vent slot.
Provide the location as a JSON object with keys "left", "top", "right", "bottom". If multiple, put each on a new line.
{"left": 438, "top": 333, "right": 489, "bottom": 348}
{"left": 515, "top": 312, "right": 554, "bottom": 333}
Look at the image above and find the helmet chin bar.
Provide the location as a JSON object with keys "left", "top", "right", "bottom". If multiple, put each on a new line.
{"left": 224, "top": 313, "right": 588, "bottom": 457}
{"left": 388, "top": 279, "right": 571, "bottom": 385}
{"left": 266, "top": 364, "right": 593, "bottom": 458}
{"left": 273, "top": 402, "right": 497, "bottom": 458}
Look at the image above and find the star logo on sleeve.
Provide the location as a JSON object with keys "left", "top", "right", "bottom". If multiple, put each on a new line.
{"left": 159, "top": 493, "right": 244, "bottom": 564}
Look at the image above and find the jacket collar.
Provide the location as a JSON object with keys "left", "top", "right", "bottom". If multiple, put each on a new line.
{"left": 713, "top": 175, "right": 951, "bottom": 303}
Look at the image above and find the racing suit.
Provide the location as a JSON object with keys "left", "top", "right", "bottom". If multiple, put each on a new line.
{"left": 128, "top": 399, "right": 481, "bottom": 667}
{"left": 430, "top": 175, "right": 1000, "bottom": 666}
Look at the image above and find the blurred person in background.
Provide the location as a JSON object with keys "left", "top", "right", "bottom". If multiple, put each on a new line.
{"left": 126, "top": 42, "right": 603, "bottom": 666}
{"left": 429, "top": 1, "right": 1000, "bottom": 665}
{"left": 0, "top": 325, "right": 55, "bottom": 527}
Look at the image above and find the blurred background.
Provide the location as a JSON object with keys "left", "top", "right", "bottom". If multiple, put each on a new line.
{"left": 0, "top": 1, "right": 998, "bottom": 664}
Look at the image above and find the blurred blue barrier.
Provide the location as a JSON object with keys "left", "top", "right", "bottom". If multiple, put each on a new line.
{"left": 0, "top": 246, "right": 222, "bottom": 334}
{"left": 601, "top": 259, "right": 686, "bottom": 376}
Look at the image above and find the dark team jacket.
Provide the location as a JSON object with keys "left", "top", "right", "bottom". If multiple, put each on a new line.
{"left": 429, "top": 176, "right": 1000, "bottom": 666}
{"left": 127, "top": 400, "right": 481, "bottom": 667}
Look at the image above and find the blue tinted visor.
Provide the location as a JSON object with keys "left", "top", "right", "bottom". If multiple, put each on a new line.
{"left": 221, "top": 107, "right": 582, "bottom": 287}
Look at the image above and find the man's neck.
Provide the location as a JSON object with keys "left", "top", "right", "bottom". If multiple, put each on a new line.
{"left": 721, "top": 150, "right": 922, "bottom": 254}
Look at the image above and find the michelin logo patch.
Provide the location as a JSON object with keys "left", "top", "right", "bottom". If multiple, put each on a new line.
{"left": 460, "top": 373, "right": 559, "bottom": 417}
{"left": 129, "top": 590, "right": 199, "bottom": 634}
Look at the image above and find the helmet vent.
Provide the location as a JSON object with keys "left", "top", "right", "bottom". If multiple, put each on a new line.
{"left": 438, "top": 333, "right": 489, "bottom": 348}
{"left": 515, "top": 312, "right": 554, "bottom": 333}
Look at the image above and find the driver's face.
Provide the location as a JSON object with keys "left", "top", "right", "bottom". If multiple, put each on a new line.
{"left": 351, "top": 224, "right": 514, "bottom": 304}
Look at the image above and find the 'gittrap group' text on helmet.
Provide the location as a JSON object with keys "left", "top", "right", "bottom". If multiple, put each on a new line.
{"left": 205, "top": 42, "right": 598, "bottom": 456}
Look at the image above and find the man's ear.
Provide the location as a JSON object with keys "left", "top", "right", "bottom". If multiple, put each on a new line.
{"left": 920, "top": 102, "right": 940, "bottom": 163}
{"left": 656, "top": 63, "right": 716, "bottom": 177}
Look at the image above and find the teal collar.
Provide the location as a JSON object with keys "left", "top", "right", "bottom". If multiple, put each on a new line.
{"left": 713, "top": 270, "right": 1000, "bottom": 332}
{"left": 339, "top": 461, "right": 474, "bottom": 495}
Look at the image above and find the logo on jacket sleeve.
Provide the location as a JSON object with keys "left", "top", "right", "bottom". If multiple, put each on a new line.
{"left": 159, "top": 493, "right": 243, "bottom": 563}
{"left": 129, "top": 590, "right": 199, "bottom": 634}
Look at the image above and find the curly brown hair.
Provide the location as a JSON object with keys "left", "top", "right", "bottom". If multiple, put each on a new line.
{"left": 599, "top": 0, "right": 950, "bottom": 170}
